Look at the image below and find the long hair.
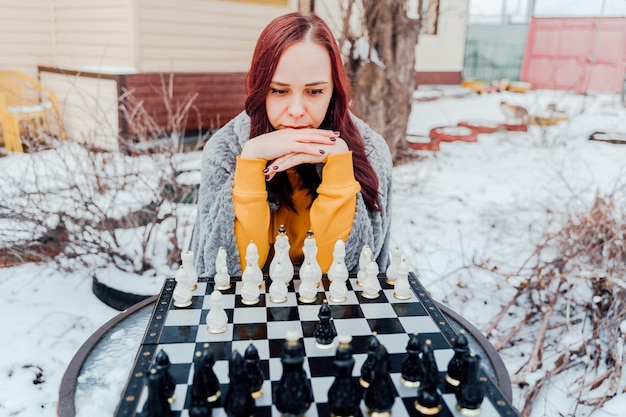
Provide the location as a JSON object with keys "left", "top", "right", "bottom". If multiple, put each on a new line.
{"left": 245, "top": 12, "right": 381, "bottom": 212}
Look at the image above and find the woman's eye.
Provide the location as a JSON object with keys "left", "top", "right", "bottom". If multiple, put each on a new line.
{"left": 309, "top": 89, "right": 324, "bottom": 95}
{"left": 271, "top": 88, "right": 286, "bottom": 95}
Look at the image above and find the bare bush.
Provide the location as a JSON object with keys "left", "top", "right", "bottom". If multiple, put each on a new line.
{"left": 0, "top": 76, "right": 209, "bottom": 275}
{"left": 476, "top": 192, "right": 626, "bottom": 416}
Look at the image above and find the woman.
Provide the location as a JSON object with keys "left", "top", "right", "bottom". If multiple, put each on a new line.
{"left": 189, "top": 12, "right": 392, "bottom": 277}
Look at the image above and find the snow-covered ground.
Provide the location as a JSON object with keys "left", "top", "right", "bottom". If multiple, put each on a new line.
{"left": 1, "top": 88, "right": 626, "bottom": 416}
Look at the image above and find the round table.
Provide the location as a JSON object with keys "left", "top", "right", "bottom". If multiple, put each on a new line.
{"left": 57, "top": 297, "right": 513, "bottom": 417}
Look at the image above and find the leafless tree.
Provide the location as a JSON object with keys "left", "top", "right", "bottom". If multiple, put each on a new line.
{"left": 336, "top": 0, "right": 425, "bottom": 163}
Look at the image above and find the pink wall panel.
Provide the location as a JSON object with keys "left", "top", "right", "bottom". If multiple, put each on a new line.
{"left": 521, "top": 17, "right": 626, "bottom": 93}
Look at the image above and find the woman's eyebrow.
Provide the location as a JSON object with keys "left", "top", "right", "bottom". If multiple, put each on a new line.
{"left": 270, "top": 81, "right": 329, "bottom": 86}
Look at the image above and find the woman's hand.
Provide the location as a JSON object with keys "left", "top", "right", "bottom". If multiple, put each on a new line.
{"left": 240, "top": 129, "right": 349, "bottom": 180}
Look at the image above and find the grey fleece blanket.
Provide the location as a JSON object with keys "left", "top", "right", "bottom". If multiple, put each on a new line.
{"left": 189, "top": 111, "right": 392, "bottom": 277}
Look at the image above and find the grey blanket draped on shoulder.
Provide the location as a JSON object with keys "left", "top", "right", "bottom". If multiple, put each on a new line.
{"left": 188, "top": 111, "right": 392, "bottom": 277}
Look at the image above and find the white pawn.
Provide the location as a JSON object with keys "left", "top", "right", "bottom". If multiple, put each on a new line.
{"left": 214, "top": 246, "right": 231, "bottom": 290}
{"left": 386, "top": 245, "right": 402, "bottom": 286}
{"left": 241, "top": 275, "right": 261, "bottom": 305}
{"left": 297, "top": 261, "right": 318, "bottom": 303}
{"left": 270, "top": 226, "right": 294, "bottom": 285}
{"left": 181, "top": 250, "right": 198, "bottom": 291}
{"left": 206, "top": 290, "right": 228, "bottom": 334}
{"left": 328, "top": 238, "right": 349, "bottom": 303}
{"left": 356, "top": 245, "right": 372, "bottom": 287}
{"left": 269, "top": 260, "right": 288, "bottom": 303}
{"left": 361, "top": 260, "right": 381, "bottom": 299}
{"left": 242, "top": 241, "right": 263, "bottom": 288}
{"left": 302, "top": 231, "right": 322, "bottom": 287}
{"left": 173, "top": 266, "right": 193, "bottom": 308}
{"left": 393, "top": 257, "right": 412, "bottom": 300}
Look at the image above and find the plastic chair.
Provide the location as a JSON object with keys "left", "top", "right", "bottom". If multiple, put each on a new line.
{"left": 0, "top": 70, "right": 65, "bottom": 153}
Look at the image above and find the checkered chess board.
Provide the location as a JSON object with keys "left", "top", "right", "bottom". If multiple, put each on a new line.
{"left": 114, "top": 273, "right": 519, "bottom": 416}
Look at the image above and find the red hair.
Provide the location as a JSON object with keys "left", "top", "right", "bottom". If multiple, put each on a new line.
{"left": 245, "top": 12, "right": 381, "bottom": 212}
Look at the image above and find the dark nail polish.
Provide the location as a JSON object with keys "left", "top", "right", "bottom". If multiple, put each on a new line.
{"left": 272, "top": 165, "right": 279, "bottom": 170}
{"left": 319, "top": 149, "right": 325, "bottom": 154}
{"left": 330, "top": 137, "right": 336, "bottom": 142}
{"left": 333, "top": 131, "right": 340, "bottom": 136}
{"left": 263, "top": 168, "right": 269, "bottom": 173}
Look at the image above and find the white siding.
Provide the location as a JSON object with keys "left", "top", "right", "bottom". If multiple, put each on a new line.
{"left": 136, "top": 0, "right": 298, "bottom": 72}
{"left": 51, "top": 0, "right": 135, "bottom": 69}
{"left": 415, "top": 0, "right": 469, "bottom": 72}
{"left": 40, "top": 70, "right": 120, "bottom": 151}
{"left": 0, "top": 0, "right": 53, "bottom": 77}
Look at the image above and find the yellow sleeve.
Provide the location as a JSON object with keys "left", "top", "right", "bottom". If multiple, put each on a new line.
{"left": 310, "top": 152, "right": 361, "bottom": 272}
{"left": 233, "top": 157, "right": 271, "bottom": 271}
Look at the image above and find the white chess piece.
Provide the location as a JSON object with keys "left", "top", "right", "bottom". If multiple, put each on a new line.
{"left": 356, "top": 245, "right": 372, "bottom": 286}
{"left": 206, "top": 290, "right": 228, "bottom": 333}
{"left": 302, "top": 231, "right": 322, "bottom": 287}
{"left": 361, "top": 260, "right": 381, "bottom": 299}
{"left": 268, "top": 260, "right": 288, "bottom": 303}
{"left": 270, "top": 226, "right": 294, "bottom": 285}
{"left": 297, "top": 261, "right": 318, "bottom": 303}
{"left": 214, "top": 246, "right": 231, "bottom": 290}
{"left": 242, "top": 241, "right": 263, "bottom": 288}
{"left": 241, "top": 275, "right": 261, "bottom": 305}
{"left": 173, "top": 266, "right": 193, "bottom": 307}
{"left": 328, "top": 238, "right": 349, "bottom": 302}
{"left": 386, "top": 245, "right": 402, "bottom": 285}
{"left": 181, "top": 250, "right": 198, "bottom": 291}
{"left": 393, "top": 257, "right": 412, "bottom": 300}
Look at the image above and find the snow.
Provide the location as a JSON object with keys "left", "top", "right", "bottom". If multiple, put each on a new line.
{"left": 1, "top": 88, "right": 626, "bottom": 417}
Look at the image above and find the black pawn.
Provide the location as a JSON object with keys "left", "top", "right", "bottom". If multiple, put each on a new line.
{"left": 244, "top": 342, "right": 265, "bottom": 399}
{"left": 414, "top": 339, "right": 442, "bottom": 415}
{"left": 400, "top": 333, "right": 424, "bottom": 388}
{"left": 313, "top": 301, "right": 337, "bottom": 348}
{"left": 327, "top": 335, "right": 362, "bottom": 416}
{"left": 446, "top": 332, "right": 470, "bottom": 387}
{"left": 364, "top": 344, "right": 396, "bottom": 414}
{"left": 223, "top": 350, "right": 255, "bottom": 417}
{"left": 154, "top": 349, "right": 176, "bottom": 404}
{"left": 455, "top": 352, "right": 486, "bottom": 414}
{"left": 359, "top": 332, "right": 380, "bottom": 388}
{"left": 139, "top": 367, "right": 173, "bottom": 417}
{"left": 189, "top": 344, "right": 221, "bottom": 417}
{"left": 273, "top": 330, "right": 313, "bottom": 417}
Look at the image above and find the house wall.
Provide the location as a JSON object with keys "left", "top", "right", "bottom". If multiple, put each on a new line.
{"left": 136, "top": 0, "right": 296, "bottom": 72}
{"left": 0, "top": 0, "right": 54, "bottom": 77}
{"left": 415, "top": 0, "right": 468, "bottom": 84}
{"left": 51, "top": 0, "right": 136, "bottom": 70}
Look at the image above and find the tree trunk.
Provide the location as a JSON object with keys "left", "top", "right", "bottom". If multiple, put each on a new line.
{"left": 342, "top": 0, "right": 421, "bottom": 164}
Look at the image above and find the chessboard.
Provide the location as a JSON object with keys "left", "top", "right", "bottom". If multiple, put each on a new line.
{"left": 114, "top": 273, "right": 520, "bottom": 417}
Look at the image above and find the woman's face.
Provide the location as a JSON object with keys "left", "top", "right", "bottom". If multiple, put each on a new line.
{"left": 266, "top": 40, "right": 334, "bottom": 130}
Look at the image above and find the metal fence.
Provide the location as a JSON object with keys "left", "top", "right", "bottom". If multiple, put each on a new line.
{"left": 462, "top": 39, "right": 523, "bottom": 82}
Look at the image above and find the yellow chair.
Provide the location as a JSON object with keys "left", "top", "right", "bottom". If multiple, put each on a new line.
{"left": 0, "top": 70, "right": 65, "bottom": 153}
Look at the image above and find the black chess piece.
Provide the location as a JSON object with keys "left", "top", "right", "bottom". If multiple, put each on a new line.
{"left": 455, "top": 352, "right": 486, "bottom": 415}
{"left": 364, "top": 343, "right": 396, "bottom": 415}
{"left": 313, "top": 301, "right": 337, "bottom": 348}
{"left": 327, "top": 334, "right": 362, "bottom": 417}
{"left": 154, "top": 349, "right": 176, "bottom": 404}
{"left": 273, "top": 329, "right": 314, "bottom": 417}
{"left": 139, "top": 367, "right": 173, "bottom": 417}
{"left": 400, "top": 333, "right": 424, "bottom": 388}
{"left": 189, "top": 344, "right": 221, "bottom": 417}
{"left": 446, "top": 332, "right": 470, "bottom": 387}
{"left": 414, "top": 339, "right": 442, "bottom": 415}
{"left": 244, "top": 342, "right": 265, "bottom": 399}
{"left": 359, "top": 332, "right": 380, "bottom": 388}
{"left": 223, "top": 350, "right": 255, "bottom": 417}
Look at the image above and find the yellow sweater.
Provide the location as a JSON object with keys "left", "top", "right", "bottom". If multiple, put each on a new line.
{"left": 233, "top": 152, "right": 361, "bottom": 273}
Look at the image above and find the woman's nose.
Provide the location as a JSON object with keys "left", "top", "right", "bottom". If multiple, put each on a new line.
{"left": 287, "top": 95, "right": 305, "bottom": 118}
